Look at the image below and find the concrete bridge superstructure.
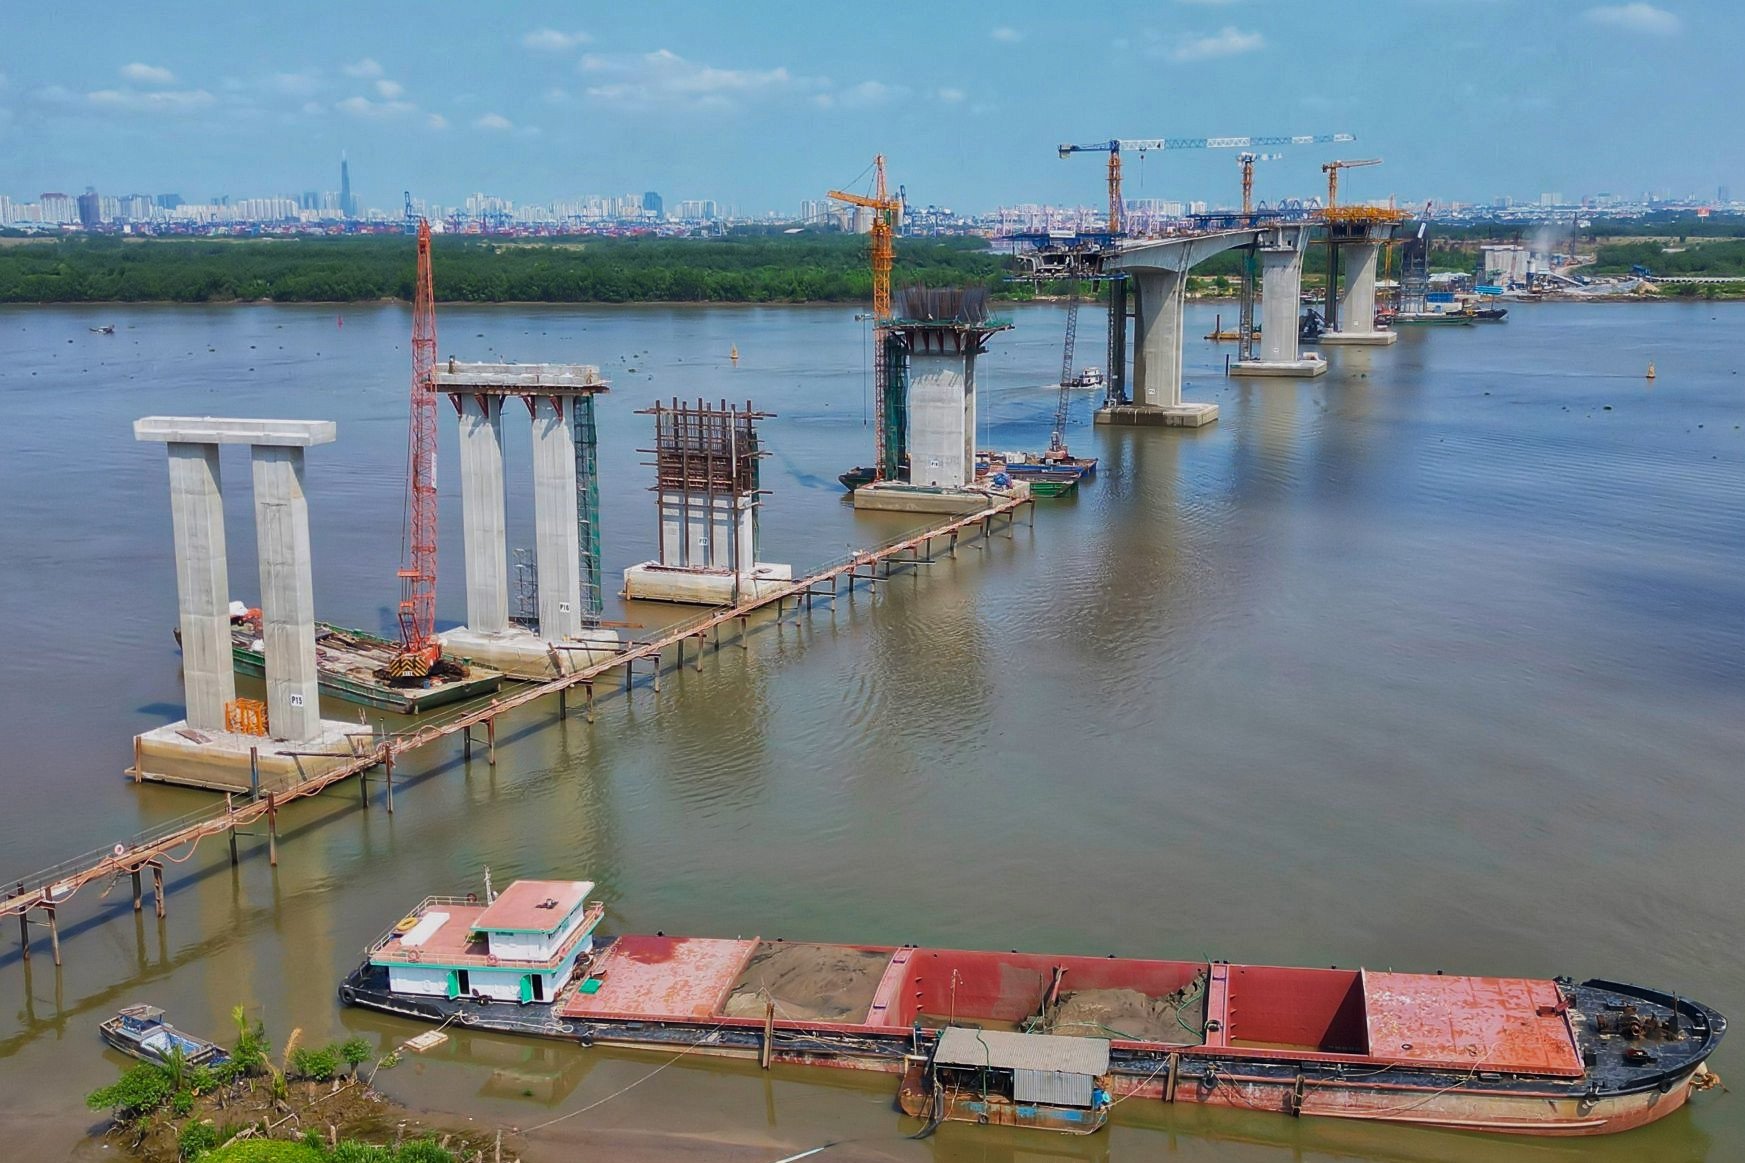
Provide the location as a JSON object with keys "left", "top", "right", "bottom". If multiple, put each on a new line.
{"left": 1095, "top": 223, "right": 1331, "bottom": 426}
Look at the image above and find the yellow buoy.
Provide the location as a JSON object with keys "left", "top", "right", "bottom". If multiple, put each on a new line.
{"left": 1646, "top": 362, "right": 1656, "bottom": 380}
{"left": 393, "top": 915, "right": 420, "bottom": 935}
{"left": 730, "top": 344, "right": 740, "bottom": 363}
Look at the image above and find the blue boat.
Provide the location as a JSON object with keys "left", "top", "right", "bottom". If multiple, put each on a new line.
{"left": 100, "top": 1005, "right": 229, "bottom": 1068}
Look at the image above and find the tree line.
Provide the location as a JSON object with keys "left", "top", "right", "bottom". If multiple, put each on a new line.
{"left": 0, "top": 233, "right": 1008, "bottom": 305}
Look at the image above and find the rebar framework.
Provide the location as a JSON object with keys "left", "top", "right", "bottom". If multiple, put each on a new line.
{"left": 638, "top": 399, "right": 772, "bottom": 573}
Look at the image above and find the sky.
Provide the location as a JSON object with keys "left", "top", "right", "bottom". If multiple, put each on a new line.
{"left": 1, "top": 0, "right": 1739, "bottom": 214}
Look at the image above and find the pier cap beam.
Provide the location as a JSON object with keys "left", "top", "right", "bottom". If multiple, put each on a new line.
{"left": 134, "top": 417, "right": 338, "bottom": 448}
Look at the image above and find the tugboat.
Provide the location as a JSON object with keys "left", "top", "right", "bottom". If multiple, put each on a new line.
{"left": 100, "top": 1005, "right": 229, "bottom": 1068}
{"left": 342, "top": 876, "right": 1727, "bottom": 1138}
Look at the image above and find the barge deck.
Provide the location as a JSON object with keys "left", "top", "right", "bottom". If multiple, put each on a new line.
{"left": 339, "top": 886, "right": 1725, "bottom": 1138}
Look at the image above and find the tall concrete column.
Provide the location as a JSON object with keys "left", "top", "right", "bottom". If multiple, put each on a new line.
{"left": 1338, "top": 242, "right": 1381, "bottom": 333}
{"left": 1130, "top": 268, "right": 1187, "bottom": 409}
{"left": 530, "top": 397, "right": 581, "bottom": 640}
{"left": 908, "top": 349, "right": 977, "bottom": 487}
{"left": 165, "top": 442, "right": 235, "bottom": 731}
{"left": 1257, "top": 245, "right": 1304, "bottom": 364}
{"left": 457, "top": 394, "right": 509, "bottom": 633}
{"left": 250, "top": 445, "right": 321, "bottom": 742}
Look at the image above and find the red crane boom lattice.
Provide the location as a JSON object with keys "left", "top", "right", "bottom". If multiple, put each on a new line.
{"left": 391, "top": 219, "right": 440, "bottom": 678}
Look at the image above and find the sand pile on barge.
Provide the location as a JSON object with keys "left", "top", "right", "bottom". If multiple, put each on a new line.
{"left": 1048, "top": 982, "right": 1207, "bottom": 1043}
{"left": 723, "top": 942, "right": 888, "bottom": 1022}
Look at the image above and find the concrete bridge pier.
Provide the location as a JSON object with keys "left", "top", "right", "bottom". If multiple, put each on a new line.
{"left": 1232, "top": 225, "right": 1328, "bottom": 378}
{"left": 437, "top": 363, "right": 619, "bottom": 677}
{"left": 1094, "top": 229, "right": 1256, "bottom": 427}
{"left": 1322, "top": 224, "right": 1400, "bottom": 345}
{"left": 132, "top": 417, "right": 361, "bottom": 792}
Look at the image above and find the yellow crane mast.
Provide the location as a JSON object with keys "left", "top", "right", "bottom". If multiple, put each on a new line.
{"left": 829, "top": 156, "right": 903, "bottom": 480}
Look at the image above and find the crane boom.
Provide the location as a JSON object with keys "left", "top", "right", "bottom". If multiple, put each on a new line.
{"left": 390, "top": 220, "right": 440, "bottom": 679}
{"left": 1321, "top": 158, "right": 1382, "bottom": 208}
{"left": 829, "top": 156, "right": 902, "bottom": 478}
{"left": 1059, "top": 133, "right": 1355, "bottom": 235}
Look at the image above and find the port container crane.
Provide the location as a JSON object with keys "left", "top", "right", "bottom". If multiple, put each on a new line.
{"left": 1058, "top": 133, "right": 1355, "bottom": 235}
{"left": 388, "top": 220, "right": 440, "bottom": 680}
{"left": 829, "top": 157, "right": 903, "bottom": 480}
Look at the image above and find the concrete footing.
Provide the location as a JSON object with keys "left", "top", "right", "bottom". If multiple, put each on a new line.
{"left": 1230, "top": 357, "right": 1330, "bottom": 378}
{"left": 439, "top": 626, "right": 622, "bottom": 680}
{"left": 1094, "top": 403, "right": 1220, "bottom": 428}
{"left": 850, "top": 481, "right": 1027, "bottom": 514}
{"left": 622, "top": 562, "right": 793, "bottom": 606}
{"left": 132, "top": 720, "right": 365, "bottom": 794}
{"left": 1319, "top": 330, "right": 1399, "bottom": 346}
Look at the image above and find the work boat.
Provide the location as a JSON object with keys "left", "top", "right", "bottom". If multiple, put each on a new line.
{"left": 340, "top": 878, "right": 1725, "bottom": 1137}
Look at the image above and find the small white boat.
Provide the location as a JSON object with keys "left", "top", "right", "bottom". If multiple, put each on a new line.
{"left": 99, "top": 1005, "right": 229, "bottom": 1067}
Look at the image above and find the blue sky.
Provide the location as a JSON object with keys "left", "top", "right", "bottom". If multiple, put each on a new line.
{"left": 1, "top": 1, "right": 1736, "bottom": 212}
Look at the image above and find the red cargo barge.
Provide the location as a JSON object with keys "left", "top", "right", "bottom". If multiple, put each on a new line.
{"left": 339, "top": 880, "right": 1724, "bottom": 1137}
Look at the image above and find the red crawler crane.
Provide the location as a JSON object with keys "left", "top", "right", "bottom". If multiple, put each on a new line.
{"left": 389, "top": 219, "right": 440, "bottom": 680}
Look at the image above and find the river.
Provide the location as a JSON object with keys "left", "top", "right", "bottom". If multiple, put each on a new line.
{"left": 0, "top": 300, "right": 1742, "bottom": 1162}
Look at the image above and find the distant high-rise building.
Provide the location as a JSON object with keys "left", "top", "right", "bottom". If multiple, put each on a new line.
{"left": 340, "top": 152, "right": 355, "bottom": 218}
{"left": 642, "top": 191, "right": 663, "bottom": 218}
{"left": 77, "top": 187, "right": 102, "bottom": 227}
{"left": 1720, "top": 185, "right": 1732, "bottom": 204}
{"left": 40, "top": 192, "right": 76, "bottom": 224}
{"left": 155, "top": 194, "right": 184, "bottom": 210}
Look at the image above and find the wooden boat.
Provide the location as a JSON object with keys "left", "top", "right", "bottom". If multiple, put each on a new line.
{"left": 100, "top": 1005, "right": 228, "bottom": 1068}
{"left": 341, "top": 879, "right": 1726, "bottom": 1138}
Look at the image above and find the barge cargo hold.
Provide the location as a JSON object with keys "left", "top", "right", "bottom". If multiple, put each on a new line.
{"left": 339, "top": 880, "right": 1725, "bottom": 1137}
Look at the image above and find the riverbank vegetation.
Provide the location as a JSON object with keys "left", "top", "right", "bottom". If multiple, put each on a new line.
{"left": 0, "top": 234, "right": 1004, "bottom": 305}
{"left": 86, "top": 1006, "right": 516, "bottom": 1163}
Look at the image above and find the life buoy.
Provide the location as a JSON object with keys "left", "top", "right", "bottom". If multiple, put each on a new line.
{"left": 393, "top": 915, "right": 419, "bottom": 935}
{"left": 113, "top": 843, "right": 126, "bottom": 858}
{"left": 486, "top": 954, "right": 499, "bottom": 967}
{"left": 407, "top": 949, "right": 421, "bottom": 962}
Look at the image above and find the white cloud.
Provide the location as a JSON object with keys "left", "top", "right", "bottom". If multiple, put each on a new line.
{"left": 991, "top": 26, "right": 1022, "bottom": 42}
{"left": 544, "top": 86, "right": 572, "bottom": 104}
{"left": 375, "top": 79, "right": 404, "bottom": 99}
{"left": 337, "top": 94, "right": 415, "bottom": 118}
{"left": 302, "top": 101, "right": 324, "bottom": 115}
{"left": 474, "top": 112, "right": 513, "bottom": 130}
{"left": 523, "top": 28, "right": 591, "bottom": 51}
{"left": 268, "top": 70, "right": 323, "bottom": 97}
{"left": 120, "top": 62, "right": 176, "bottom": 86}
{"left": 427, "top": 112, "right": 448, "bottom": 129}
{"left": 1171, "top": 26, "right": 1264, "bottom": 61}
{"left": 343, "top": 58, "right": 383, "bottom": 79}
{"left": 580, "top": 49, "right": 820, "bottom": 111}
{"left": 936, "top": 87, "right": 966, "bottom": 104}
{"left": 841, "top": 80, "right": 905, "bottom": 107}
{"left": 87, "top": 87, "right": 216, "bottom": 113}
{"left": 1583, "top": 3, "right": 1680, "bottom": 34}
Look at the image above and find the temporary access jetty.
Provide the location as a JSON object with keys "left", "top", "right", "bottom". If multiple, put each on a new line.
{"left": 1, "top": 496, "right": 1032, "bottom": 966}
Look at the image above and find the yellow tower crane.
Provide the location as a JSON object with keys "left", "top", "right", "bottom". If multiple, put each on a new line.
{"left": 1321, "top": 158, "right": 1382, "bottom": 211}
{"left": 829, "top": 156, "right": 904, "bottom": 481}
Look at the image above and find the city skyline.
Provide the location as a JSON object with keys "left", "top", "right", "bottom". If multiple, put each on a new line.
{"left": 2, "top": 1, "right": 1739, "bottom": 214}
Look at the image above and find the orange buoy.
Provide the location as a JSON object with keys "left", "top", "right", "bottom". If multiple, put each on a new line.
{"left": 1646, "top": 362, "right": 1657, "bottom": 380}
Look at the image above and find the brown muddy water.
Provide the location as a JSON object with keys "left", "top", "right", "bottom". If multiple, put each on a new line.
{"left": 1, "top": 300, "right": 1742, "bottom": 1162}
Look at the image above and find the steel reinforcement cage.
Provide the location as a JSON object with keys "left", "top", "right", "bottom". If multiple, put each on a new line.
{"left": 637, "top": 399, "right": 772, "bottom": 569}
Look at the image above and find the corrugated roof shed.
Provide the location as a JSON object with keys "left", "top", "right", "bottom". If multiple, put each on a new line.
{"left": 934, "top": 1027, "right": 1110, "bottom": 1076}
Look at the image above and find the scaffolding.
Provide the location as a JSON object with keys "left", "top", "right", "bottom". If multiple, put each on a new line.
{"left": 638, "top": 399, "right": 772, "bottom": 579}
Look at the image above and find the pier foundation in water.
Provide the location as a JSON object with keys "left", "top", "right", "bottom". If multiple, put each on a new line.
{"left": 622, "top": 398, "right": 792, "bottom": 605}
{"left": 132, "top": 416, "right": 364, "bottom": 792}
{"left": 434, "top": 362, "right": 621, "bottom": 677}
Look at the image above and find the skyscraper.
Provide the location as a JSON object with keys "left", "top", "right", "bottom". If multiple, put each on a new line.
{"left": 340, "top": 152, "right": 355, "bottom": 219}
{"left": 77, "top": 186, "right": 103, "bottom": 227}
{"left": 642, "top": 191, "right": 663, "bottom": 219}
